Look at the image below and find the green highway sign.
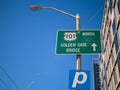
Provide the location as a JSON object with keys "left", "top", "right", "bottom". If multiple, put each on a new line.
{"left": 56, "top": 30, "right": 102, "bottom": 54}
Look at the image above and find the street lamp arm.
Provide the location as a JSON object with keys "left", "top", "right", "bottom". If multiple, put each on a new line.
{"left": 30, "top": 5, "right": 76, "bottom": 18}
{"left": 44, "top": 7, "right": 76, "bottom": 18}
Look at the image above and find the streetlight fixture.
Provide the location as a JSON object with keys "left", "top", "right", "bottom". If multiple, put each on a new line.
{"left": 30, "top": 6, "right": 43, "bottom": 11}
{"left": 30, "top": 5, "right": 81, "bottom": 70}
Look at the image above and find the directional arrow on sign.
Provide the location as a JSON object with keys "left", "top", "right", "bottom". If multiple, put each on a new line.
{"left": 91, "top": 43, "right": 97, "bottom": 51}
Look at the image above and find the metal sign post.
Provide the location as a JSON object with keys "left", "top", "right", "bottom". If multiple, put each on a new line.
{"left": 76, "top": 14, "right": 81, "bottom": 90}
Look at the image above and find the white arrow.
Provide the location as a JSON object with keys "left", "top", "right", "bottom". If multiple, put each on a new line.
{"left": 91, "top": 43, "right": 97, "bottom": 51}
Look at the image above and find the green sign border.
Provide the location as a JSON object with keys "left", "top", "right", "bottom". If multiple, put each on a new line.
{"left": 55, "top": 30, "right": 102, "bottom": 55}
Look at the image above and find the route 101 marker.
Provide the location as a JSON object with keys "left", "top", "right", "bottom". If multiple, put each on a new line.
{"left": 56, "top": 30, "right": 101, "bottom": 54}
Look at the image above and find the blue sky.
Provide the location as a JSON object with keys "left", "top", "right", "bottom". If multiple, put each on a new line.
{"left": 0, "top": 0, "right": 105, "bottom": 90}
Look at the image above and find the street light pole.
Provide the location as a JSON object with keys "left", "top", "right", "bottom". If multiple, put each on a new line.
{"left": 30, "top": 5, "right": 81, "bottom": 88}
{"left": 76, "top": 14, "right": 81, "bottom": 70}
{"left": 76, "top": 14, "right": 81, "bottom": 90}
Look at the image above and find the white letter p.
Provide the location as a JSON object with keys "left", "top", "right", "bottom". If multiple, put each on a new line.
{"left": 72, "top": 72, "right": 87, "bottom": 88}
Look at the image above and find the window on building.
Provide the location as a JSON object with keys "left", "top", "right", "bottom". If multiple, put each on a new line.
{"left": 118, "top": 85, "right": 120, "bottom": 90}
{"left": 112, "top": 44, "right": 117, "bottom": 61}
{"left": 108, "top": 30, "right": 112, "bottom": 46}
{"left": 112, "top": 19, "right": 116, "bottom": 35}
{"left": 118, "top": 0, "right": 120, "bottom": 13}
{"left": 111, "top": 52, "right": 114, "bottom": 64}
{"left": 113, "top": 69, "right": 118, "bottom": 85}
{"left": 111, "top": 74, "right": 115, "bottom": 89}
{"left": 113, "top": 0, "right": 116, "bottom": 8}
{"left": 117, "top": 52, "right": 120, "bottom": 76}
{"left": 114, "top": 33, "right": 119, "bottom": 53}
{"left": 104, "top": 61, "right": 106, "bottom": 71}
{"left": 109, "top": 0, "right": 112, "bottom": 14}
{"left": 104, "top": 74, "right": 107, "bottom": 86}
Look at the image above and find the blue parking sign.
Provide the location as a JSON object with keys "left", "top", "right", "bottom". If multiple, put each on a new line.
{"left": 69, "top": 70, "right": 90, "bottom": 89}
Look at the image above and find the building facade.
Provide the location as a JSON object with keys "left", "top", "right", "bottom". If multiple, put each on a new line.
{"left": 93, "top": 59, "right": 101, "bottom": 90}
{"left": 99, "top": 0, "right": 120, "bottom": 90}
